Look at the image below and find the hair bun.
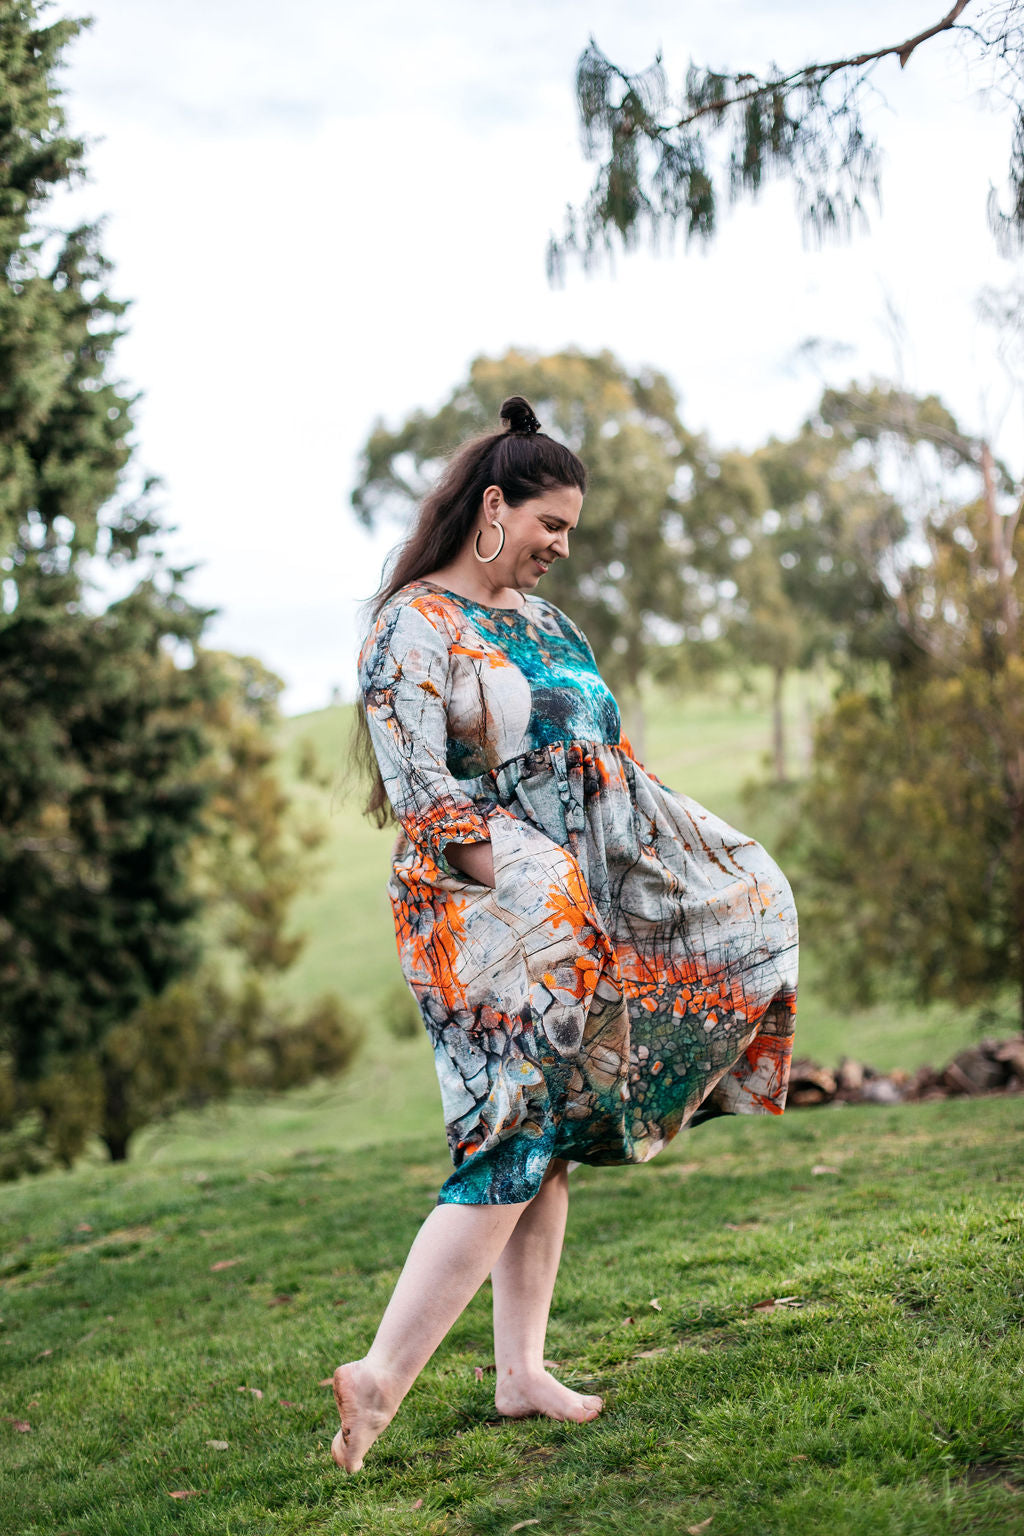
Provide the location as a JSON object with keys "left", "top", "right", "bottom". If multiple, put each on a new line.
{"left": 500, "top": 395, "right": 542, "bottom": 436}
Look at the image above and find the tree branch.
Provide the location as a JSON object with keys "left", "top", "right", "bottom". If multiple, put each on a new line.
{"left": 663, "top": 1, "right": 976, "bottom": 132}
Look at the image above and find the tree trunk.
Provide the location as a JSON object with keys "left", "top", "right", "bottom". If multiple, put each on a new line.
{"left": 772, "top": 665, "right": 787, "bottom": 784}
{"left": 101, "top": 1131, "right": 131, "bottom": 1162}
{"left": 981, "top": 441, "right": 1021, "bottom": 658}
{"left": 1010, "top": 768, "right": 1024, "bottom": 1036}
{"left": 101, "top": 1064, "right": 131, "bottom": 1162}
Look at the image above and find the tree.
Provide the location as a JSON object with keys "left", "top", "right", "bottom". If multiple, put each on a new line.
{"left": 354, "top": 347, "right": 726, "bottom": 742}
{"left": 0, "top": 5, "right": 360, "bottom": 1173}
{"left": 0, "top": 3, "right": 215, "bottom": 1090}
{"left": 787, "top": 385, "right": 1024, "bottom": 1026}
{"left": 1, "top": 640, "right": 364, "bottom": 1173}
{"left": 550, "top": 2, "right": 1024, "bottom": 275}
{"left": 88, "top": 651, "right": 363, "bottom": 1164}
{"left": 723, "top": 400, "right": 911, "bottom": 779}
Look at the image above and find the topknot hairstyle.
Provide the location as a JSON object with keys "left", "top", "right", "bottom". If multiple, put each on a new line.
{"left": 371, "top": 393, "right": 585, "bottom": 622}
{"left": 500, "top": 395, "right": 542, "bottom": 436}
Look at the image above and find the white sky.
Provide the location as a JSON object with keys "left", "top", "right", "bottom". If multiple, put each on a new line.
{"left": 54, "top": 0, "right": 1021, "bottom": 712}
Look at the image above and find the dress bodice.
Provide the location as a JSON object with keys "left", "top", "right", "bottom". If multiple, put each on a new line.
{"left": 371, "top": 583, "right": 621, "bottom": 782}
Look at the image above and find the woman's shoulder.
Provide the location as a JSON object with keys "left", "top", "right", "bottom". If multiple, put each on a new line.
{"left": 359, "top": 582, "right": 463, "bottom": 658}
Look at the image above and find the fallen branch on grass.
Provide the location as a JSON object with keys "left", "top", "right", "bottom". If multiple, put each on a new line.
{"left": 786, "top": 1035, "right": 1024, "bottom": 1109}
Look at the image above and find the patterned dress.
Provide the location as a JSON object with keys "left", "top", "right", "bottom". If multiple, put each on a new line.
{"left": 358, "top": 581, "right": 798, "bottom": 1205}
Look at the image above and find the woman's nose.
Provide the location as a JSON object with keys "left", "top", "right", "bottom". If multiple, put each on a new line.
{"left": 551, "top": 531, "right": 570, "bottom": 558}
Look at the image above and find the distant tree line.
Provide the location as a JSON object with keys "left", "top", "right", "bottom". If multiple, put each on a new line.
{"left": 354, "top": 346, "right": 1024, "bottom": 1033}
{"left": 0, "top": 3, "right": 360, "bottom": 1176}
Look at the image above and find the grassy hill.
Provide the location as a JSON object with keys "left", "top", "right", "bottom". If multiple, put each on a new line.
{"left": 1, "top": 1099, "right": 1021, "bottom": 1534}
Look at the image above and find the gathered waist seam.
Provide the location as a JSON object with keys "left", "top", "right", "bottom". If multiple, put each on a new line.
{"left": 453, "top": 738, "right": 626, "bottom": 786}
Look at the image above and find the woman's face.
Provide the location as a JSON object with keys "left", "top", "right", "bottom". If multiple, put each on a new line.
{"left": 480, "top": 483, "right": 583, "bottom": 592}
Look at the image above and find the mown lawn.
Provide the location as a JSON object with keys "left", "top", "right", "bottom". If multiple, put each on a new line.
{"left": 2, "top": 1097, "right": 1022, "bottom": 1535}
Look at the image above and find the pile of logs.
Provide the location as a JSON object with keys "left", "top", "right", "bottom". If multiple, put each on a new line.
{"left": 786, "top": 1035, "right": 1024, "bottom": 1109}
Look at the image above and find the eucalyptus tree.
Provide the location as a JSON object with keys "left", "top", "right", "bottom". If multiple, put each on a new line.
{"left": 550, "top": 2, "right": 1023, "bottom": 275}
{"left": 788, "top": 385, "right": 1024, "bottom": 1027}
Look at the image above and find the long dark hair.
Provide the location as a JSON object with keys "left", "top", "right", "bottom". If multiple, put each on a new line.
{"left": 354, "top": 395, "right": 587, "bottom": 826}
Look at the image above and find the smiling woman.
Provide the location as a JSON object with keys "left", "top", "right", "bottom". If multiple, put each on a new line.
{"left": 335, "top": 394, "right": 799, "bottom": 1472}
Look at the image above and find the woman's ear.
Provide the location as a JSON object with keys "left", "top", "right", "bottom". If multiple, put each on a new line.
{"left": 481, "top": 484, "right": 504, "bottom": 520}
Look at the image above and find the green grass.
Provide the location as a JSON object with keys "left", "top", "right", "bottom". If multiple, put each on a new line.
{"left": 2, "top": 1099, "right": 1022, "bottom": 1534}
{"left": 4, "top": 672, "right": 1020, "bottom": 1533}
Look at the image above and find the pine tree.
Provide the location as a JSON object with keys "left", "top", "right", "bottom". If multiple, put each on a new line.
{"left": 0, "top": 5, "right": 361, "bottom": 1171}
{"left": 0, "top": 3, "right": 214, "bottom": 1091}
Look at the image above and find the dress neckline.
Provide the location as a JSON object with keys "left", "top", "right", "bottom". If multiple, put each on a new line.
{"left": 416, "top": 580, "right": 532, "bottom": 615}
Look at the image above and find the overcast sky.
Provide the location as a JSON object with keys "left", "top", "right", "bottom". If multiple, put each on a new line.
{"left": 54, "top": 0, "right": 1020, "bottom": 712}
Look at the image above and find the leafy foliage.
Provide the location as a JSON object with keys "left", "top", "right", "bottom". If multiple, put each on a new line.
{"left": 0, "top": 3, "right": 361, "bottom": 1174}
{"left": 0, "top": 2, "right": 212, "bottom": 1092}
{"left": 787, "top": 386, "right": 1024, "bottom": 1022}
{"left": 95, "top": 976, "right": 361, "bottom": 1165}
{"left": 551, "top": 3, "right": 1024, "bottom": 273}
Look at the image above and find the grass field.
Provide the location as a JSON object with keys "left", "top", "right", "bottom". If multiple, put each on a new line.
{"left": 1, "top": 1099, "right": 1021, "bottom": 1535}
{"left": 3, "top": 675, "right": 1022, "bottom": 1535}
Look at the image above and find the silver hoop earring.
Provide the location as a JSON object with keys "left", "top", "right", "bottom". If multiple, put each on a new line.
{"left": 473, "top": 522, "right": 505, "bottom": 563}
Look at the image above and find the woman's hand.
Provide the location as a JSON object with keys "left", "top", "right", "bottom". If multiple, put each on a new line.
{"left": 444, "top": 839, "right": 495, "bottom": 888}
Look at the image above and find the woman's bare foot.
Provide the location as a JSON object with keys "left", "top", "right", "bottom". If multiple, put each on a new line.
{"left": 494, "top": 1368, "right": 603, "bottom": 1423}
{"left": 330, "top": 1360, "right": 399, "bottom": 1472}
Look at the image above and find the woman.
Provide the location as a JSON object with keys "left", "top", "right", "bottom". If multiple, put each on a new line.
{"left": 335, "top": 395, "right": 798, "bottom": 1471}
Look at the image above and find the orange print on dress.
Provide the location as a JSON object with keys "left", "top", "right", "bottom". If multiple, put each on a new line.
{"left": 543, "top": 858, "right": 608, "bottom": 945}
{"left": 429, "top": 895, "right": 472, "bottom": 1009}
{"left": 743, "top": 1030, "right": 792, "bottom": 1076}
{"left": 617, "top": 943, "right": 700, "bottom": 998}
{"left": 410, "top": 594, "right": 463, "bottom": 645}
{"left": 393, "top": 890, "right": 471, "bottom": 1012}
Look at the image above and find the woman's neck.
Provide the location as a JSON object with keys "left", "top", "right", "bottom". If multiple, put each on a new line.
{"left": 419, "top": 556, "right": 525, "bottom": 610}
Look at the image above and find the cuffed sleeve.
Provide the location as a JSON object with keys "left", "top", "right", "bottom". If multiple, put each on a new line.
{"left": 358, "top": 600, "right": 494, "bottom": 871}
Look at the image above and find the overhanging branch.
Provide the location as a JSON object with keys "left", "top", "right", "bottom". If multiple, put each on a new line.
{"left": 666, "top": 1, "right": 975, "bottom": 131}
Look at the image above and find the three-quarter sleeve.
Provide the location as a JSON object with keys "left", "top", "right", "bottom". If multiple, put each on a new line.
{"left": 358, "top": 600, "right": 494, "bottom": 870}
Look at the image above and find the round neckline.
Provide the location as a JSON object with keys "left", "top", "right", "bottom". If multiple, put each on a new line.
{"left": 417, "top": 580, "right": 531, "bottom": 615}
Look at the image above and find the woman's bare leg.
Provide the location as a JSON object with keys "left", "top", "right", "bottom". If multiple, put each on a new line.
{"left": 490, "top": 1160, "right": 603, "bottom": 1421}
{"left": 332, "top": 1199, "right": 525, "bottom": 1471}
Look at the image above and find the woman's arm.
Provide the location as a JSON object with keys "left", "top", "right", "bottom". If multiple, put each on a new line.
{"left": 359, "top": 603, "right": 505, "bottom": 881}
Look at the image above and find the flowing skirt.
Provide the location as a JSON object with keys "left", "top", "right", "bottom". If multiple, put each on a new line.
{"left": 389, "top": 740, "right": 798, "bottom": 1204}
